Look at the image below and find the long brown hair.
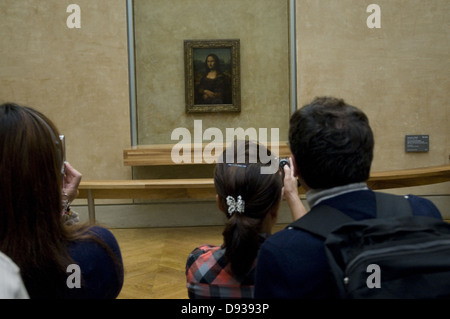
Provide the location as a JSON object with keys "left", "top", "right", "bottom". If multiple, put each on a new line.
{"left": 214, "top": 140, "right": 282, "bottom": 277}
{"left": 0, "top": 103, "right": 119, "bottom": 298}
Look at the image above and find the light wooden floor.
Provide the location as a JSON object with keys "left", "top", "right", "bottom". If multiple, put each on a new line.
{"left": 110, "top": 224, "right": 287, "bottom": 299}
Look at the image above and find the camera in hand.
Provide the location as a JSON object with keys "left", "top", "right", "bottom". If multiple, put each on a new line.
{"left": 279, "top": 158, "right": 289, "bottom": 185}
{"left": 279, "top": 158, "right": 290, "bottom": 171}
{"left": 278, "top": 157, "right": 301, "bottom": 187}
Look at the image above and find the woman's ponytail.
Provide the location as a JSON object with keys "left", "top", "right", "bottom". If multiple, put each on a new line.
{"left": 222, "top": 214, "right": 260, "bottom": 277}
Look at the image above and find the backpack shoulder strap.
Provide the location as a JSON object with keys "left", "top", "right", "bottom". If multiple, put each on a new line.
{"left": 287, "top": 204, "right": 352, "bottom": 239}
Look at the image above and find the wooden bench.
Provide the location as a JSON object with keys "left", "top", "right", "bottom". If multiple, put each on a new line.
{"left": 79, "top": 142, "right": 290, "bottom": 223}
{"left": 123, "top": 142, "right": 292, "bottom": 166}
{"left": 78, "top": 162, "right": 450, "bottom": 223}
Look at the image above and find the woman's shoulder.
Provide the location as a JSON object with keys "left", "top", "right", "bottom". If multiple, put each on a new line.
{"left": 188, "top": 244, "right": 221, "bottom": 258}
{"left": 406, "top": 194, "right": 443, "bottom": 219}
{"left": 186, "top": 244, "right": 222, "bottom": 267}
{"left": 66, "top": 225, "right": 123, "bottom": 299}
{"left": 68, "top": 225, "right": 121, "bottom": 258}
{"left": 81, "top": 225, "right": 120, "bottom": 250}
{"left": 88, "top": 225, "right": 117, "bottom": 242}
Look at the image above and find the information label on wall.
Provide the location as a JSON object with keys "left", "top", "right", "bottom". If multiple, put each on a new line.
{"left": 405, "top": 135, "right": 429, "bottom": 152}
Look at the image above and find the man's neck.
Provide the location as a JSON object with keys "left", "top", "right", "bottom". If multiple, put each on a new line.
{"left": 306, "top": 182, "right": 369, "bottom": 208}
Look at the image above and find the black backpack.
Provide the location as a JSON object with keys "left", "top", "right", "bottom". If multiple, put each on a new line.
{"left": 288, "top": 192, "right": 450, "bottom": 299}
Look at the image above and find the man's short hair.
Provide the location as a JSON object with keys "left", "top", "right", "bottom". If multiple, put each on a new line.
{"left": 289, "top": 96, "right": 374, "bottom": 189}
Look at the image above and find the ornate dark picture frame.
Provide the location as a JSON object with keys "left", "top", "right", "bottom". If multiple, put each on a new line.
{"left": 184, "top": 39, "right": 241, "bottom": 113}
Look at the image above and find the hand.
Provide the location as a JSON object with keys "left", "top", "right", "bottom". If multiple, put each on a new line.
{"left": 282, "top": 157, "right": 306, "bottom": 221}
{"left": 282, "top": 157, "right": 299, "bottom": 198}
{"left": 203, "top": 89, "right": 215, "bottom": 98}
{"left": 62, "top": 162, "right": 82, "bottom": 202}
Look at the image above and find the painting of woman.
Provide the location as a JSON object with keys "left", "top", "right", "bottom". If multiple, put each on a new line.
{"left": 195, "top": 53, "right": 232, "bottom": 105}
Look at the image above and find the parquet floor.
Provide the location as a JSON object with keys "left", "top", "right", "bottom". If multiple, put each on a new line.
{"left": 110, "top": 224, "right": 287, "bottom": 299}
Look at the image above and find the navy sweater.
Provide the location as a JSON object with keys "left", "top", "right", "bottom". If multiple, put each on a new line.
{"left": 254, "top": 190, "right": 442, "bottom": 299}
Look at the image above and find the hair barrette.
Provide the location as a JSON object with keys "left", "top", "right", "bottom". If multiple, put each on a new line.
{"left": 226, "top": 163, "right": 247, "bottom": 168}
{"left": 226, "top": 195, "right": 245, "bottom": 215}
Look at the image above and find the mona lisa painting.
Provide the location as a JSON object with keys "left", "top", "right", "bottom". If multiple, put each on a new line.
{"left": 184, "top": 39, "right": 241, "bottom": 113}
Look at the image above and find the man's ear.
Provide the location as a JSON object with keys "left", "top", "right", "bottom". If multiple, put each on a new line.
{"left": 291, "top": 154, "right": 310, "bottom": 191}
{"left": 290, "top": 154, "right": 300, "bottom": 178}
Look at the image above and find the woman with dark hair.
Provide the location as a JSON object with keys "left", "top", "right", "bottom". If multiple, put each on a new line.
{"left": 195, "top": 53, "right": 231, "bottom": 104}
{"left": 185, "top": 140, "right": 306, "bottom": 299}
{"left": 0, "top": 102, "right": 123, "bottom": 299}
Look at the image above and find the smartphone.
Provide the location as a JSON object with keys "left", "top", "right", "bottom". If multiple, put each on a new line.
{"left": 59, "top": 135, "right": 66, "bottom": 176}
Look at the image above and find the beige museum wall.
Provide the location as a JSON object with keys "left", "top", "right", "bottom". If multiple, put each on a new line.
{"left": 0, "top": 0, "right": 131, "bottom": 182}
{"left": 296, "top": 0, "right": 450, "bottom": 196}
{"left": 0, "top": 1, "right": 448, "bottom": 227}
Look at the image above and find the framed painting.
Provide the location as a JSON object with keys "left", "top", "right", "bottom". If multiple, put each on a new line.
{"left": 184, "top": 39, "right": 241, "bottom": 113}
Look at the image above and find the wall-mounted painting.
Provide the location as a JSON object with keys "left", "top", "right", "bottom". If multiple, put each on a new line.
{"left": 184, "top": 39, "right": 241, "bottom": 113}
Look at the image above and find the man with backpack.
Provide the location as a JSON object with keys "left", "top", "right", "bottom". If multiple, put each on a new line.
{"left": 254, "top": 96, "right": 448, "bottom": 299}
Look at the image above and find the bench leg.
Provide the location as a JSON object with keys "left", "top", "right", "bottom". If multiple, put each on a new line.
{"left": 87, "top": 190, "right": 96, "bottom": 224}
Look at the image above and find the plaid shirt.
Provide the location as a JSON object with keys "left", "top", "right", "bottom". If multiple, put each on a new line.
{"left": 185, "top": 244, "right": 255, "bottom": 299}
